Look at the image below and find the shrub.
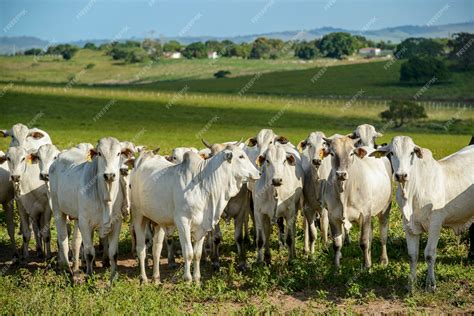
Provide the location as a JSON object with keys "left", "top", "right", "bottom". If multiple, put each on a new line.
{"left": 214, "top": 70, "right": 231, "bottom": 78}
{"left": 400, "top": 57, "right": 451, "bottom": 84}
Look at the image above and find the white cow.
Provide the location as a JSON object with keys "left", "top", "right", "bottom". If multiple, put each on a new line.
{"left": 0, "top": 146, "right": 53, "bottom": 261}
{"left": 370, "top": 136, "right": 474, "bottom": 291}
{"left": 167, "top": 147, "right": 199, "bottom": 163}
{"left": 350, "top": 124, "right": 384, "bottom": 149}
{"left": 253, "top": 143, "right": 304, "bottom": 264}
{"left": 323, "top": 136, "right": 392, "bottom": 269}
{"left": 130, "top": 144, "right": 260, "bottom": 284}
{"left": 49, "top": 137, "right": 134, "bottom": 281}
{"left": 1, "top": 123, "right": 52, "bottom": 150}
{"left": 298, "top": 132, "right": 333, "bottom": 253}
{"left": 0, "top": 150, "right": 15, "bottom": 254}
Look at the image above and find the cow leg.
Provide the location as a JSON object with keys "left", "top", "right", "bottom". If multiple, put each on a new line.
{"left": 424, "top": 220, "right": 442, "bottom": 291}
{"left": 234, "top": 209, "right": 247, "bottom": 270}
{"left": 107, "top": 222, "right": 121, "bottom": 284}
{"left": 193, "top": 231, "right": 206, "bottom": 284}
{"left": 330, "top": 218, "right": 343, "bottom": 269}
{"left": 133, "top": 214, "right": 149, "bottom": 284}
{"left": 254, "top": 210, "right": 264, "bottom": 263}
{"left": 320, "top": 208, "right": 329, "bottom": 246}
{"left": 18, "top": 204, "right": 31, "bottom": 262}
{"left": 211, "top": 223, "right": 222, "bottom": 271}
{"left": 176, "top": 218, "right": 193, "bottom": 283}
{"left": 3, "top": 201, "right": 17, "bottom": 257}
{"left": 130, "top": 222, "right": 136, "bottom": 255}
{"left": 152, "top": 225, "right": 165, "bottom": 284}
{"left": 285, "top": 210, "right": 297, "bottom": 263}
{"left": 262, "top": 215, "right": 272, "bottom": 265}
{"left": 378, "top": 207, "right": 390, "bottom": 266}
{"left": 79, "top": 222, "right": 95, "bottom": 277}
{"left": 243, "top": 195, "right": 251, "bottom": 246}
{"left": 55, "top": 213, "right": 70, "bottom": 271}
{"left": 405, "top": 231, "right": 420, "bottom": 292}
{"left": 166, "top": 227, "right": 177, "bottom": 268}
{"left": 41, "top": 208, "right": 52, "bottom": 259}
{"left": 277, "top": 217, "right": 285, "bottom": 250}
{"left": 101, "top": 238, "right": 110, "bottom": 268}
{"left": 71, "top": 222, "right": 82, "bottom": 272}
{"left": 303, "top": 205, "right": 317, "bottom": 255}
{"left": 360, "top": 215, "right": 373, "bottom": 269}
{"left": 32, "top": 216, "right": 44, "bottom": 259}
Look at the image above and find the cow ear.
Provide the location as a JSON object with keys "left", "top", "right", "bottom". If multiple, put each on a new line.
{"left": 376, "top": 132, "right": 383, "bottom": 138}
{"left": 165, "top": 155, "right": 172, "bottom": 162}
{"left": 414, "top": 146, "right": 423, "bottom": 159}
{"left": 245, "top": 137, "right": 257, "bottom": 147}
{"left": 276, "top": 136, "right": 289, "bottom": 144}
{"left": 0, "top": 130, "right": 8, "bottom": 137}
{"left": 28, "top": 131, "right": 45, "bottom": 139}
{"left": 121, "top": 148, "right": 134, "bottom": 158}
{"left": 87, "top": 148, "right": 98, "bottom": 161}
{"left": 256, "top": 155, "right": 265, "bottom": 167}
{"left": 152, "top": 147, "right": 160, "bottom": 155}
{"left": 136, "top": 146, "right": 146, "bottom": 153}
{"left": 224, "top": 151, "right": 233, "bottom": 163}
{"left": 320, "top": 148, "right": 330, "bottom": 159}
{"left": 199, "top": 153, "right": 208, "bottom": 159}
{"left": 369, "top": 148, "right": 389, "bottom": 158}
{"left": 286, "top": 154, "right": 296, "bottom": 166}
{"left": 346, "top": 132, "right": 357, "bottom": 139}
{"left": 322, "top": 137, "right": 332, "bottom": 146}
{"left": 27, "top": 153, "right": 39, "bottom": 164}
{"left": 124, "top": 158, "right": 135, "bottom": 169}
{"left": 0, "top": 155, "right": 7, "bottom": 164}
{"left": 353, "top": 148, "right": 367, "bottom": 159}
{"left": 297, "top": 140, "right": 307, "bottom": 153}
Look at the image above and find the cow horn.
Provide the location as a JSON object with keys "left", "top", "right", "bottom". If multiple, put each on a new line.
{"left": 235, "top": 137, "right": 243, "bottom": 146}
{"left": 201, "top": 138, "right": 212, "bottom": 149}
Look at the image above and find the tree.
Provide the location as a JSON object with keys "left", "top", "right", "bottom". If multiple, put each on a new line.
{"left": 126, "top": 48, "right": 148, "bottom": 63}
{"left": 400, "top": 56, "right": 450, "bottom": 84}
{"left": 250, "top": 37, "right": 271, "bottom": 59}
{"left": 46, "top": 44, "right": 79, "bottom": 60}
{"left": 448, "top": 32, "right": 474, "bottom": 71}
{"left": 205, "top": 40, "right": 224, "bottom": 54}
{"left": 142, "top": 38, "right": 162, "bottom": 59}
{"left": 380, "top": 100, "right": 427, "bottom": 128}
{"left": 83, "top": 42, "right": 97, "bottom": 50}
{"left": 182, "top": 42, "right": 207, "bottom": 59}
{"left": 394, "top": 38, "right": 445, "bottom": 59}
{"left": 163, "top": 40, "right": 182, "bottom": 52}
{"left": 24, "top": 48, "right": 43, "bottom": 55}
{"left": 318, "top": 32, "right": 356, "bottom": 59}
{"left": 294, "top": 40, "right": 319, "bottom": 59}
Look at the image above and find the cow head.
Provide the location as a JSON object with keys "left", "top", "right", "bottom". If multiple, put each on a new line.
{"left": 2, "top": 123, "right": 47, "bottom": 148}
{"left": 298, "top": 131, "right": 330, "bottom": 169}
{"left": 202, "top": 139, "right": 243, "bottom": 159}
{"left": 32, "top": 144, "right": 61, "bottom": 182}
{"left": 168, "top": 147, "right": 199, "bottom": 164}
{"left": 370, "top": 136, "right": 423, "bottom": 183}
{"left": 1, "top": 146, "right": 37, "bottom": 196}
{"left": 324, "top": 136, "right": 367, "bottom": 182}
{"left": 349, "top": 124, "right": 383, "bottom": 149}
{"left": 222, "top": 144, "right": 260, "bottom": 182}
{"left": 257, "top": 144, "right": 296, "bottom": 187}
{"left": 245, "top": 129, "right": 289, "bottom": 158}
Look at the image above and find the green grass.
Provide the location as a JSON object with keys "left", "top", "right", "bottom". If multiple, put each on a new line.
{"left": 0, "top": 83, "right": 473, "bottom": 313}
{"left": 0, "top": 49, "right": 373, "bottom": 84}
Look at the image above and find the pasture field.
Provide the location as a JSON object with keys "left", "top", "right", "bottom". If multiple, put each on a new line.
{"left": 0, "top": 84, "right": 473, "bottom": 314}
{"left": 0, "top": 49, "right": 378, "bottom": 85}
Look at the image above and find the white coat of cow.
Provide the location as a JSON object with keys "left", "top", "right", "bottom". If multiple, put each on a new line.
{"left": 253, "top": 143, "right": 304, "bottom": 264}
{"left": 1, "top": 123, "right": 52, "bottom": 150}
{"left": 323, "top": 136, "right": 392, "bottom": 268}
{"left": 130, "top": 144, "right": 260, "bottom": 283}
{"left": 371, "top": 136, "right": 474, "bottom": 290}
{"left": 49, "top": 137, "right": 134, "bottom": 280}
{"left": 0, "top": 146, "right": 53, "bottom": 261}
{"left": 0, "top": 151, "right": 15, "bottom": 254}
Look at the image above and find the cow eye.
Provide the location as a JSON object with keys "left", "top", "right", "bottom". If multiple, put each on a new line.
{"left": 117, "top": 153, "right": 120, "bottom": 157}
{"left": 21, "top": 157, "right": 25, "bottom": 162}
{"left": 6, "top": 157, "right": 10, "bottom": 162}
{"left": 239, "top": 155, "right": 244, "bottom": 159}
{"left": 98, "top": 152, "right": 102, "bottom": 156}
{"left": 54, "top": 156, "right": 57, "bottom": 160}
{"left": 269, "top": 141, "right": 273, "bottom": 144}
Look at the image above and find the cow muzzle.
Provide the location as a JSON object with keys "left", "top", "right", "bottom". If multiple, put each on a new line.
{"left": 10, "top": 175, "right": 20, "bottom": 183}
{"left": 120, "top": 168, "right": 129, "bottom": 176}
{"left": 312, "top": 159, "right": 322, "bottom": 167}
{"left": 103, "top": 173, "right": 116, "bottom": 182}
{"left": 40, "top": 173, "right": 49, "bottom": 181}
{"left": 394, "top": 172, "right": 408, "bottom": 183}
{"left": 336, "top": 171, "right": 347, "bottom": 181}
{"left": 271, "top": 178, "right": 283, "bottom": 186}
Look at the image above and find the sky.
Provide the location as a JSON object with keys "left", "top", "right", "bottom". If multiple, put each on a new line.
{"left": 1, "top": 0, "right": 473, "bottom": 42}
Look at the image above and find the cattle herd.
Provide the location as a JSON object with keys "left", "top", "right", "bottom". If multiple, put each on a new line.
{"left": 0, "top": 123, "right": 473, "bottom": 291}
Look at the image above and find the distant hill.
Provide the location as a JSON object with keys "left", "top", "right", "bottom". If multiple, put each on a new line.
{"left": 1, "top": 21, "right": 472, "bottom": 54}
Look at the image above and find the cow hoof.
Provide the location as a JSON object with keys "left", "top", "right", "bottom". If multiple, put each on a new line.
{"left": 168, "top": 262, "right": 178, "bottom": 269}
{"left": 380, "top": 257, "right": 389, "bottom": 266}
{"left": 140, "top": 278, "right": 148, "bottom": 285}
{"left": 152, "top": 278, "right": 161, "bottom": 285}
{"left": 102, "top": 260, "right": 110, "bottom": 269}
{"left": 37, "top": 252, "right": 44, "bottom": 260}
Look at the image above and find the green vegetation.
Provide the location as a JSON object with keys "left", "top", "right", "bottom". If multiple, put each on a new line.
{"left": 380, "top": 100, "right": 428, "bottom": 128}
{"left": 400, "top": 57, "right": 451, "bottom": 84}
{"left": 0, "top": 83, "right": 472, "bottom": 313}
{"left": 448, "top": 32, "right": 474, "bottom": 71}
